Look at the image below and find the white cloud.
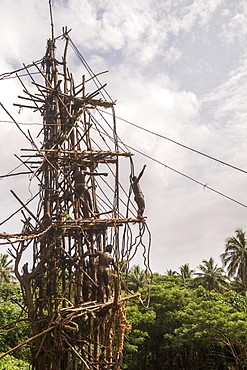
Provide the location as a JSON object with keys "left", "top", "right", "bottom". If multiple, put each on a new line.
{"left": 0, "top": 1, "right": 49, "bottom": 65}
{"left": 0, "top": 0, "right": 246, "bottom": 274}
{"left": 164, "top": 47, "right": 182, "bottom": 64}
{"left": 169, "top": 0, "right": 224, "bottom": 35}
{"left": 201, "top": 56, "right": 247, "bottom": 125}
{"left": 219, "top": 2, "right": 247, "bottom": 43}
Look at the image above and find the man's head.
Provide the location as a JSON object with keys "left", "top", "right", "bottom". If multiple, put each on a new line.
{"left": 105, "top": 245, "right": 113, "bottom": 253}
{"left": 132, "top": 176, "right": 137, "bottom": 182}
{"left": 80, "top": 165, "right": 87, "bottom": 170}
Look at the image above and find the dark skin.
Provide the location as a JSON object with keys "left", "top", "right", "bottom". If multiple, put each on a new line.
{"left": 131, "top": 165, "right": 146, "bottom": 218}
{"left": 74, "top": 166, "right": 108, "bottom": 195}
{"left": 87, "top": 245, "right": 117, "bottom": 303}
{"left": 74, "top": 165, "right": 108, "bottom": 217}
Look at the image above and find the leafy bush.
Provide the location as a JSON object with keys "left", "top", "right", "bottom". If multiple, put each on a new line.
{"left": 0, "top": 284, "right": 30, "bottom": 362}
{"left": 0, "top": 354, "right": 29, "bottom": 370}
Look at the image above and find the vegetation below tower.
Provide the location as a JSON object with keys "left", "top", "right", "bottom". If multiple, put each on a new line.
{"left": 1, "top": 227, "right": 247, "bottom": 369}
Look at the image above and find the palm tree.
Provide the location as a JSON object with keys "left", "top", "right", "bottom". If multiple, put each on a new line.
{"left": 179, "top": 263, "right": 194, "bottom": 287}
{"left": 221, "top": 228, "right": 247, "bottom": 289}
{"left": 179, "top": 263, "right": 194, "bottom": 279}
{"left": 230, "top": 277, "right": 247, "bottom": 296}
{"left": 165, "top": 269, "right": 179, "bottom": 277}
{"left": 0, "top": 254, "right": 15, "bottom": 284}
{"left": 194, "top": 257, "right": 229, "bottom": 293}
{"left": 127, "top": 265, "right": 148, "bottom": 292}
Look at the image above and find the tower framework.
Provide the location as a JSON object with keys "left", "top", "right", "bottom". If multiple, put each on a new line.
{"left": 1, "top": 28, "right": 151, "bottom": 369}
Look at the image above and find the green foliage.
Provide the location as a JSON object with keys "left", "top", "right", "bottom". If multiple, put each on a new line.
{"left": 0, "top": 254, "right": 15, "bottom": 284}
{"left": 194, "top": 257, "right": 229, "bottom": 292}
{"left": 0, "top": 354, "right": 29, "bottom": 370}
{"left": 2, "top": 230, "right": 247, "bottom": 369}
{"left": 222, "top": 228, "right": 247, "bottom": 290}
{"left": 174, "top": 289, "right": 247, "bottom": 369}
{"left": 123, "top": 277, "right": 247, "bottom": 370}
{"left": 124, "top": 301, "right": 156, "bottom": 369}
{"left": 127, "top": 265, "right": 150, "bottom": 292}
{"left": 179, "top": 263, "right": 194, "bottom": 279}
{"left": 0, "top": 283, "right": 23, "bottom": 306}
{"left": 230, "top": 276, "right": 247, "bottom": 296}
{"left": 0, "top": 284, "right": 30, "bottom": 363}
{"left": 164, "top": 269, "right": 179, "bottom": 277}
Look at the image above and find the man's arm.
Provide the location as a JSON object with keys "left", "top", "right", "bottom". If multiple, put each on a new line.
{"left": 110, "top": 258, "right": 119, "bottom": 272}
{"left": 137, "top": 165, "right": 146, "bottom": 181}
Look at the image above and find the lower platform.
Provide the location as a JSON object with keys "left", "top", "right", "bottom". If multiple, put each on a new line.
{"left": 55, "top": 217, "right": 146, "bottom": 232}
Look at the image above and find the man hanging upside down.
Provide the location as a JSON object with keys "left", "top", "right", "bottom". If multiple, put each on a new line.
{"left": 130, "top": 164, "right": 146, "bottom": 218}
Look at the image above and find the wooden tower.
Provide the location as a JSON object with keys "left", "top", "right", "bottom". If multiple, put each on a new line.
{"left": 1, "top": 26, "right": 151, "bottom": 370}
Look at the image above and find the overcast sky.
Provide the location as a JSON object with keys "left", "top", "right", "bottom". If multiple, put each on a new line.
{"left": 0, "top": 0, "right": 247, "bottom": 274}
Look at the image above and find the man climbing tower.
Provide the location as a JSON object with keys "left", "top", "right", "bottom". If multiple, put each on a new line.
{"left": 130, "top": 165, "right": 146, "bottom": 218}
{"left": 74, "top": 165, "right": 108, "bottom": 218}
{"left": 86, "top": 245, "right": 118, "bottom": 303}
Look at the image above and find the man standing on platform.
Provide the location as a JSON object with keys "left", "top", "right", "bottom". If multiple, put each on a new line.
{"left": 86, "top": 245, "right": 118, "bottom": 303}
{"left": 74, "top": 165, "right": 108, "bottom": 218}
{"left": 130, "top": 165, "right": 146, "bottom": 218}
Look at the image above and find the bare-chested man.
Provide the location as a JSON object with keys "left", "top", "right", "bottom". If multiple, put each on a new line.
{"left": 131, "top": 165, "right": 146, "bottom": 218}
{"left": 74, "top": 165, "right": 108, "bottom": 218}
{"left": 87, "top": 245, "right": 117, "bottom": 303}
